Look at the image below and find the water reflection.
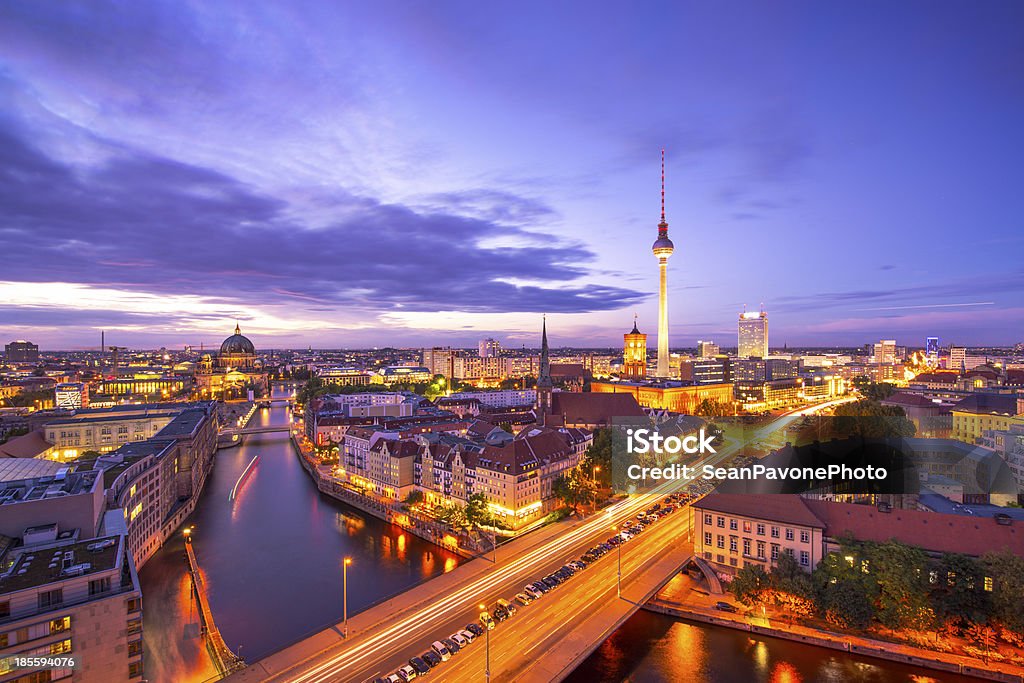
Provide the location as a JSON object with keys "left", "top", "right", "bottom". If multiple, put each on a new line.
{"left": 566, "top": 610, "right": 978, "bottom": 683}
{"left": 141, "top": 386, "right": 461, "bottom": 683}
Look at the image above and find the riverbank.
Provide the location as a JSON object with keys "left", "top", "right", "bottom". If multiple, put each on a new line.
{"left": 290, "top": 431, "right": 478, "bottom": 559}
{"left": 184, "top": 539, "right": 245, "bottom": 677}
{"left": 648, "top": 573, "right": 1023, "bottom": 683}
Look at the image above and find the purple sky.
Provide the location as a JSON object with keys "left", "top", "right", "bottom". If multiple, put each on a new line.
{"left": 1, "top": 2, "right": 1023, "bottom": 350}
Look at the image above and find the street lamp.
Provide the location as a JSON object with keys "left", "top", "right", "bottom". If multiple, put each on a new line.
{"left": 611, "top": 525, "right": 621, "bottom": 598}
{"left": 183, "top": 527, "right": 192, "bottom": 544}
{"left": 478, "top": 603, "right": 490, "bottom": 682}
{"left": 343, "top": 557, "right": 352, "bottom": 638}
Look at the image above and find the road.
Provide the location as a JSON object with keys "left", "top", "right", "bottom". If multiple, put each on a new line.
{"left": 229, "top": 398, "right": 849, "bottom": 683}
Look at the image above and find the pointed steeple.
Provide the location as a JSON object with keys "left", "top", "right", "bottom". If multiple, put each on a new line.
{"left": 538, "top": 315, "right": 551, "bottom": 387}
{"left": 631, "top": 313, "right": 641, "bottom": 335}
{"left": 234, "top": 321, "right": 241, "bottom": 336}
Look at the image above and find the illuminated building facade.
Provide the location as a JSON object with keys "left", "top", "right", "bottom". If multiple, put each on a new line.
{"left": 925, "top": 336, "right": 940, "bottom": 367}
{"left": 737, "top": 308, "right": 768, "bottom": 358}
{"left": 4, "top": 340, "right": 39, "bottom": 364}
{"left": 622, "top": 317, "right": 647, "bottom": 381}
{"left": 590, "top": 379, "right": 733, "bottom": 414}
{"left": 54, "top": 382, "right": 88, "bottom": 410}
{"left": 696, "top": 340, "right": 720, "bottom": 359}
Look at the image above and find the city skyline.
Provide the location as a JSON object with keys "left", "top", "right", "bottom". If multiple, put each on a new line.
{"left": 2, "top": 2, "right": 1024, "bottom": 349}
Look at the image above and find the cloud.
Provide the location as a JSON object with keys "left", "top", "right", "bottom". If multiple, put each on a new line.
{"left": 0, "top": 114, "right": 645, "bottom": 320}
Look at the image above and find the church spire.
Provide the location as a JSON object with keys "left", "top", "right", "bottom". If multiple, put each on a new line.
{"left": 235, "top": 321, "right": 241, "bottom": 336}
{"left": 536, "top": 315, "right": 553, "bottom": 425}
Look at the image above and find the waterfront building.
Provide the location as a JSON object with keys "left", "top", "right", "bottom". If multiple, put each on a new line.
{"left": 652, "top": 151, "right": 674, "bottom": 378}
{"left": 318, "top": 367, "right": 373, "bottom": 386}
{"left": 42, "top": 403, "right": 199, "bottom": 460}
{"left": 4, "top": 341, "right": 39, "bottom": 364}
{"left": 696, "top": 340, "right": 720, "bottom": 359}
{"left": 478, "top": 338, "right": 501, "bottom": 358}
{"left": 692, "top": 493, "right": 1024, "bottom": 578}
{"left": 92, "top": 375, "right": 190, "bottom": 399}
{"left": 737, "top": 309, "right": 768, "bottom": 358}
{"left": 0, "top": 523, "right": 144, "bottom": 682}
{"left": 194, "top": 324, "right": 268, "bottom": 400}
{"left": 622, "top": 317, "right": 647, "bottom": 381}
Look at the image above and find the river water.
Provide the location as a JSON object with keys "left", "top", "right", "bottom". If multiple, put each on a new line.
{"left": 140, "top": 386, "right": 461, "bottom": 683}
{"left": 141, "top": 386, "right": 974, "bottom": 683}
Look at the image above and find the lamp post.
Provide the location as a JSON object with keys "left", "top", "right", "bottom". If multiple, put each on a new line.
{"left": 592, "top": 465, "right": 601, "bottom": 512}
{"left": 478, "top": 603, "right": 490, "bottom": 682}
{"left": 343, "top": 557, "right": 352, "bottom": 638}
{"left": 611, "top": 525, "right": 621, "bottom": 598}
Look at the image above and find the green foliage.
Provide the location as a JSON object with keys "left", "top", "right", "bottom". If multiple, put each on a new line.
{"left": 465, "top": 492, "right": 493, "bottom": 528}
{"left": 729, "top": 564, "right": 769, "bottom": 606}
{"left": 867, "top": 540, "right": 933, "bottom": 630}
{"left": 931, "top": 554, "right": 991, "bottom": 627}
{"left": 852, "top": 376, "right": 897, "bottom": 401}
{"left": 585, "top": 428, "right": 613, "bottom": 487}
{"left": 404, "top": 489, "right": 425, "bottom": 506}
{"left": 983, "top": 551, "right": 1024, "bottom": 635}
{"left": 694, "top": 398, "right": 731, "bottom": 418}
{"left": 5, "top": 389, "right": 53, "bottom": 408}
{"left": 819, "top": 579, "right": 874, "bottom": 630}
{"left": 551, "top": 469, "right": 595, "bottom": 513}
{"left": 831, "top": 399, "right": 916, "bottom": 439}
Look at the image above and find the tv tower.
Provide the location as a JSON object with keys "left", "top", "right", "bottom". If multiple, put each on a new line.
{"left": 651, "top": 149, "right": 675, "bottom": 378}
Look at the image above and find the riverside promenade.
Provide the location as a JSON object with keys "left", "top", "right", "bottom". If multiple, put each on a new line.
{"left": 648, "top": 573, "right": 1024, "bottom": 683}
{"left": 184, "top": 540, "right": 245, "bottom": 676}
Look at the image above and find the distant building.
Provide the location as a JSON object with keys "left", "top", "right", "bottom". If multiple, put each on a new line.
{"left": 679, "top": 358, "right": 727, "bottom": 385}
{"left": 447, "top": 389, "right": 536, "bottom": 409}
{"left": 871, "top": 339, "right": 897, "bottom": 365}
{"left": 54, "top": 382, "right": 89, "bottom": 410}
{"left": 951, "top": 394, "right": 1023, "bottom": 444}
{"left": 622, "top": 318, "right": 647, "bottom": 381}
{"left": 421, "top": 347, "right": 459, "bottom": 378}
{"left": 737, "top": 309, "right": 768, "bottom": 358}
{"left": 696, "top": 340, "right": 720, "bottom": 359}
{"left": 372, "top": 366, "right": 432, "bottom": 385}
{"left": 194, "top": 324, "right": 268, "bottom": 399}
{"left": 4, "top": 340, "right": 39, "bottom": 364}
{"left": 925, "top": 336, "right": 940, "bottom": 366}
{"left": 948, "top": 346, "right": 966, "bottom": 371}
{"left": 590, "top": 379, "right": 733, "bottom": 416}
{"left": 478, "top": 338, "right": 501, "bottom": 358}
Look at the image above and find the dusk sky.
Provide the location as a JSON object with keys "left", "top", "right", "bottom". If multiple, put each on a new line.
{"left": 1, "top": 1, "right": 1023, "bottom": 350}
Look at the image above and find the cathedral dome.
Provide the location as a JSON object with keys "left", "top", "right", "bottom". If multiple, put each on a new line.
{"left": 220, "top": 324, "right": 255, "bottom": 356}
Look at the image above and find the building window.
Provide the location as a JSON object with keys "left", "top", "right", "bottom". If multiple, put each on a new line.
{"left": 704, "top": 532, "right": 712, "bottom": 546}
{"left": 770, "top": 526, "right": 779, "bottom": 538}
{"left": 729, "top": 557, "right": 738, "bottom": 567}
{"left": 716, "top": 535, "right": 725, "bottom": 549}
{"left": 785, "top": 528, "right": 794, "bottom": 541}
{"left": 129, "top": 640, "right": 143, "bottom": 656}
{"left": 49, "top": 617, "right": 70, "bottom": 634}
{"left": 716, "top": 516, "right": 725, "bottom": 528}
{"left": 89, "top": 577, "right": 112, "bottom": 596}
{"left": 800, "top": 530, "right": 810, "bottom": 543}
{"left": 742, "top": 521, "right": 751, "bottom": 533}
{"left": 800, "top": 551, "right": 810, "bottom": 567}
{"left": 984, "top": 576, "right": 994, "bottom": 592}
{"left": 756, "top": 524, "right": 765, "bottom": 536}
{"left": 127, "top": 598, "right": 141, "bottom": 613}
{"left": 756, "top": 541, "right": 765, "bottom": 559}
{"left": 729, "top": 537, "right": 737, "bottom": 553}
{"left": 50, "top": 638, "right": 72, "bottom": 655}
{"left": 127, "top": 618, "right": 142, "bottom": 635}
{"left": 729, "top": 519, "right": 738, "bottom": 531}
{"left": 743, "top": 538, "right": 751, "bottom": 556}
{"left": 38, "top": 589, "right": 63, "bottom": 610}
{"left": 770, "top": 544, "right": 779, "bottom": 561}
{"left": 704, "top": 513, "right": 712, "bottom": 525}
{"left": 0, "top": 600, "right": 8, "bottom": 619}
{"left": 129, "top": 661, "right": 144, "bottom": 678}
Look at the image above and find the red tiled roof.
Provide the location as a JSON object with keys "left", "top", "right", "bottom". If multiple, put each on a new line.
{"left": 550, "top": 392, "right": 645, "bottom": 425}
{"left": 0, "top": 430, "right": 53, "bottom": 459}
{"left": 693, "top": 493, "right": 826, "bottom": 529}
{"left": 805, "top": 499, "right": 1024, "bottom": 558}
{"left": 910, "top": 372, "right": 958, "bottom": 385}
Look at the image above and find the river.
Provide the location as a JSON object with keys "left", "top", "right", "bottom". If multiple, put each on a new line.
{"left": 566, "top": 609, "right": 979, "bottom": 683}
{"left": 140, "top": 386, "right": 461, "bottom": 683}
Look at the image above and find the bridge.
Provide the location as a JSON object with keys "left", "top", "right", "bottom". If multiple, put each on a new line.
{"left": 224, "top": 402, "right": 845, "bottom": 683}
{"left": 221, "top": 425, "right": 292, "bottom": 436}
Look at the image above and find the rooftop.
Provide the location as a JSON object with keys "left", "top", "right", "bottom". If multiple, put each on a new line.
{"left": 0, "top": 534, "right": 122, "bottom": 594}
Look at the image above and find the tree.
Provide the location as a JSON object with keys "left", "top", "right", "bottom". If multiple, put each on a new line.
{"left": 931, "top": 553, "right": 991, "bottom": 628}
{"left": 832, "top": 400, "right": 916, "bottom": 439}
{"left": 585, "top": 428, "right": 613, "bottom": 488}
{"left": 867, "top": 540, "right": 933, "bottom": 631}
{"left": 465, "top": 493, "right": 493, "bottom": 528}
{"left": 435, "top": 503, "right": 468, "bottom": 530}
{"left": 551, "top": 469, "right": 595, "bottom": 514}
{"left": 852, "top": 376, "right": 897, "bottom": 401}
{"left": 729, "top": 564, "right": 769, "bottom": 607}
{"left": 404, "top": 490, "right": 425, "bottom": 506}
{"left": 694, "top": 398, "right": 731, "bottom": 418}
{"left": 819, "top": 579, "right": 874, "bottom": 630}
{"left": 983, "top": 550, "right": 1024, "bottom": 636}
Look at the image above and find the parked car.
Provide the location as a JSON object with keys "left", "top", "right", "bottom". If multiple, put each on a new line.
{"left": 442, "top": 637, "right": 460, "bottom": 655}
{"left": 459, "top": 629, "right": 476, "bottom": 643}
{"left": 479, "top": 612, "right": 495, "bottom": 630}
{"left": 431, "top": 641, "right": 451, "bottom": 661}
{"left": 422, "top": 651, "right": 442, "bottom": 668}
{"left": 498, "top": 598, "right": 517, "bottom": 616}
{"left": 396, "top": 665, "right": 418, "bottom": 681}
{"left": 451, "top": 632, "right": 470, "bottom": 648}
{"left": 514, "top": 592, "right": 533, "bottom": 607}
{"left": 525, "top": 584, "right": 544, "bottom": 599}
{"left": 386, "top": 674, "right": 403, "bottom": 683}
{"left": 492, "top": 605, "right": 509, "bottom": 622}
{"left": 466, "top": 623, "right": 484, "bottom": 637}
{"left": 714, "top": 601, "right": 738, "bottom": 613}
{"left": 409, "top": 657, "right": 430, "bottom": 675}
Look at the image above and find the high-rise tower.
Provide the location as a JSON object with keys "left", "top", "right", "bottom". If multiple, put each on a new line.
{"left": 652, "top": 149, "right": 675, "bottom": 378}
{"left": 737, "top": 306, "right": 769, "bottom": 358}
